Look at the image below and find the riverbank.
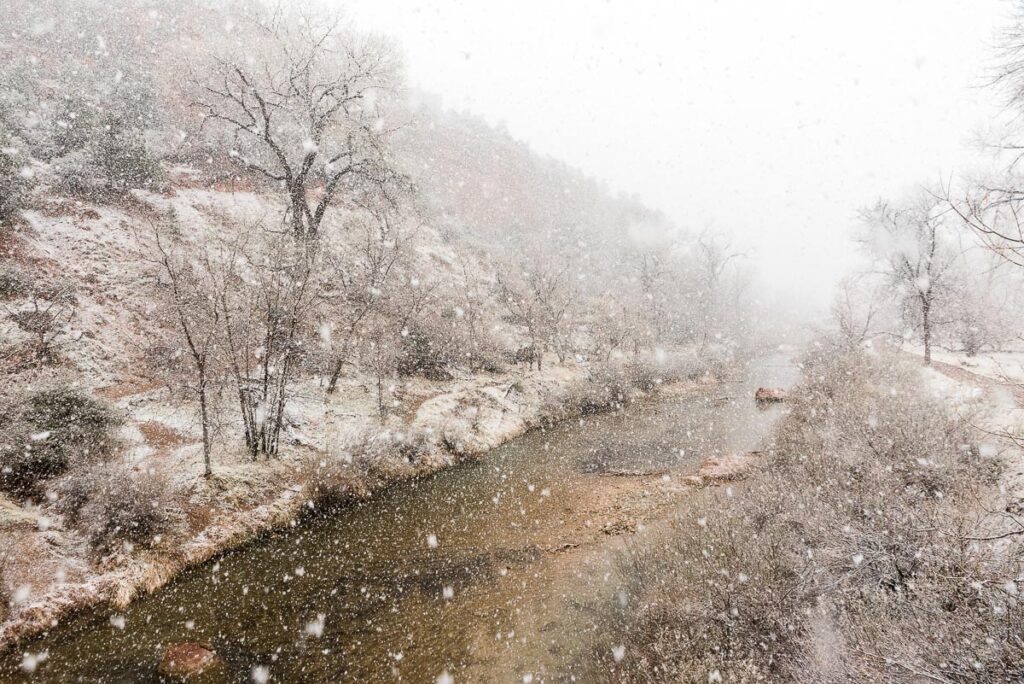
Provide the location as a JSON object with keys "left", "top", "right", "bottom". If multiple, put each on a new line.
{"left": 0, "top": 352, "right": 789, "bottom": 682}
{"left": 581, "top": 345, "right": 1024, "bottom": 682}
{"left": 0, "top": 349, "right": 726, "bottom": 652}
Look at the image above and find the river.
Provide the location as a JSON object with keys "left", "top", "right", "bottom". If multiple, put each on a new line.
{"left": 1, "top": 354, "right": 798, "bottom": 683}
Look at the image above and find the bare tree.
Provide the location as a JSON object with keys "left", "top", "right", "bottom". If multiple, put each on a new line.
{"left": 194, "top": 9, "right": 405, "bottom": 240}
{"left": 323, "top": 204, "right": 415, "bottom": 394}
{"left": 831, "top": 275, "right": 887, "bottom": 350}
{"left": 448, "top": 252, "right": 502, "bottom": 370}
{"left": 497, "top": 257, "right": 575, "bottom": 371}
{"left": 630, "top": 249, "right": 670, "bottom": 351}
{"left": 590, "top": 293, "right": 633, "bottom": 362}
{"left": 356, "top": 274, "right": 436, "bottom": 420}
{"left": 693, "top": 232, "right": 742, "bottom": 353}
{"left": 4, "top": 280, "right": 75, "bottom": 362}
{"left": 946, "top": 9, "right": 1024, "bottom": 272}
{"left": 859, "top": 193, "right": 962, "bottom": 365}
{"left": 220, "top": 229, "right": 320, "bottom": 458}
{"left": 949, "top": 181, "right": 1024, "bottom": 269}
{"left": 361, "top": 318, "right": 399, "bottom": 421}
{"left": 147, "top": 213, "right": 225, "bottom": 477}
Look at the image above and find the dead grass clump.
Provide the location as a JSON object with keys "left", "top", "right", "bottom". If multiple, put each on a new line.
{"left": 301, "top": 454, "right": 370, "bottom": 510}
{"left": 183, "top": 501, "right": 215, "bottom": 535}
{"left": 137, "top": 421, "right": 188, "bottom": 449}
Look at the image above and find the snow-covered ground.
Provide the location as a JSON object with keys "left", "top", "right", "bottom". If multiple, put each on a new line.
{"left": 912, "top": 346, "right": 1024, "bottom": 515}
{"left": 904, "top": 343, "right": 1024, "bottom": 386}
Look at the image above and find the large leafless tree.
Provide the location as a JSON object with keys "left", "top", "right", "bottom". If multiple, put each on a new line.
{"left": 860, "top": 194, "right": 961, "bottom": 365}
{"left": 194, "top": 10, "right": 406, "bottom": 240}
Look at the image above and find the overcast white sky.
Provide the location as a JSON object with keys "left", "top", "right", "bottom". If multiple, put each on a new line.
{"left": 343, "top": 0, "right": 1013, "bottom": 306}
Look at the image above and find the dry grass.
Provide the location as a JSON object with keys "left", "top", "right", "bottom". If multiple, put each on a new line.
{"left": 56, "top": 461, "right": 180, "bottom": 553}
{"left": 137, "top": 420, "right": 189, "bottom": 449}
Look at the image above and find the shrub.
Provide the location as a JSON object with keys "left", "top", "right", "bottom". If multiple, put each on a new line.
{"left": 459, "top": 336, "right": 507, "bottom": 373}
{"left": 55, "top": 135, "right": 162, "bottom": 200}
{"left": 0, "top": 388, "right": 119, "bottom": 497}
{"left": 92, "top": 130, "right": 162, "bottom": 191}
{"left": 0, "top": 264, "right": 32, "bottom": 300}
{"left": 396, "top": 323, "right": 455, "bottom": 380}
{"left": 0, "top": 556, "right": 9, "bottom": 623}
{"left": 539, "top": 364, "right": 635, "bottom": 425}
{"left": 0, "top": 121, "right": 30, "bottom": 227}
{"left": 60, "top": 462, "right": 177, "bottom": 552}
{"left": 303, "top": 428, "right": 435, "bottom": 508}
{"left": 301, "top": 455, "right": 369, "bottom": 510}
{"left": 351, "top": 427, "right": 434, "bottom": 478}
{"left": 587, "top": 488, "right": 810, "bottom": 683}
{"left": 582, "top": 346, "right": 1022, "bottom": 682}
{"left": 48, "top": 92, "right": 162, "bottom": 200}
{"left": 623, "top": 360, "right": 658, "bottom": 391}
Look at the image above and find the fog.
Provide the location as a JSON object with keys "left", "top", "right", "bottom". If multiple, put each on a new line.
{"left": 346, "top": 0, "right": 1010, "bottom": 306}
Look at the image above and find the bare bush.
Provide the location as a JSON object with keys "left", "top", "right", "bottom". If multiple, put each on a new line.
{"left": 584, "top": 346, "right": 1023, "bottom": 682}
{"left": 303, "top": 428, "right": 434, "bottom": 507}
{"left": 301, "top": 455, "right": 369, "bottom": 510}
{"left": 60, "top": 462, "right": 178, "bottom": 553}
{"left": 396, "top": 321, "right": 456, "bottom": 380}
{"left": 0, "top": 264, "right": 32, "bottom": 300}
{"left": 3, "top": 279, "right": 76, "bottom": 361}
{"left": 623, "top": 361, "right": 658, "bottom": 392}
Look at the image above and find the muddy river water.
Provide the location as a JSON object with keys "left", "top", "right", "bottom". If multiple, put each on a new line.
{"left": 2, "top": 354, "right": 797, "bottom": 683}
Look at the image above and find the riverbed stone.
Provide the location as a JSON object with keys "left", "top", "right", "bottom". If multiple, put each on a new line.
{"left": 754, "top": 387, "right": 788, "bottom": 403}
{"left": 157, "top": 642, "right": 222, "bottom": 680}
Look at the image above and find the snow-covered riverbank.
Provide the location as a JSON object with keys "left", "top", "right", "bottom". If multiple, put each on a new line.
{"left": 0, "top": 351, "right": 721, "bottom": 650}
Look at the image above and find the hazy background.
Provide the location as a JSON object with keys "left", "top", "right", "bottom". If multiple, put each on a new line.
{"left": 344, "top": 0, "right": 1011, "bottom": 308}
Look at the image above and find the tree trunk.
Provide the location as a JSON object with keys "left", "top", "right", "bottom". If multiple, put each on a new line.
{"left": 326, "top": 357, "right": 345, "bottom": 394}
{"left": 922, "top": 297, "right": 932, "bottom": 366}
{"left": 198, "top": 374, "right": 212, "bottom": 478}
{"left": 326, "top": 335, "right": 354, "bottom": 394}
{"left": 291, "top": 191, "right": 308, "bottom": 238}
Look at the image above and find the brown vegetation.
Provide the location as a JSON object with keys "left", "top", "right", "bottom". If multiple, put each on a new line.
{"left": 585, "top": 346, "right": 1024, "bottom": 682}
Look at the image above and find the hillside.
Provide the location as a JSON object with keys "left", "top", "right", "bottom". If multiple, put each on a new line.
{"left": 0, "top": 1, "right": 746, "bottom": 649}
